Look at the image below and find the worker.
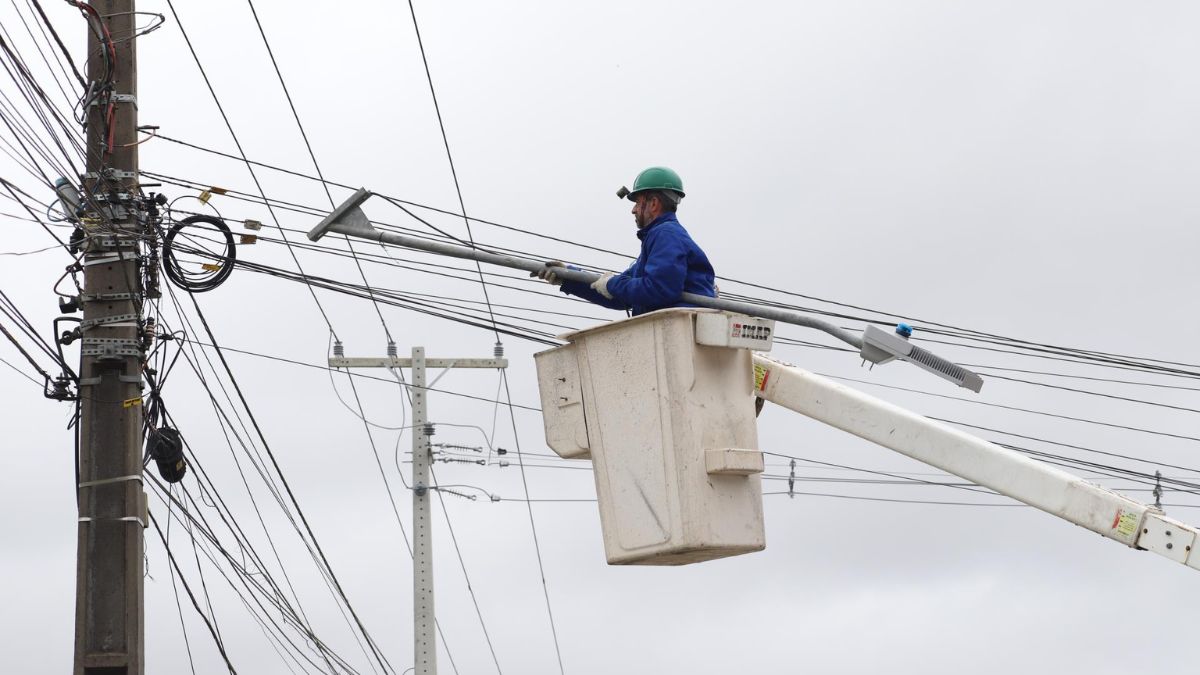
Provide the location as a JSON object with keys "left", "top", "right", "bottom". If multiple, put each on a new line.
{"left": 531, "top": 167, "right": 716, "bottom": 315}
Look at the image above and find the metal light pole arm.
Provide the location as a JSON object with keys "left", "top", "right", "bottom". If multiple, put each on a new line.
{"left": 752, "top": 353, "right": 1200, "bottom": 571}
{"left": 309, "top": 189, "right": 861, "bottom": 348}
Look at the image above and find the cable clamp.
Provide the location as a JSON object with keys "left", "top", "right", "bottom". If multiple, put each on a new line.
{"left": 85, "top": 170, "right": 136, "bottom": 181}
{"left": 90, "top": 192, "right": 136, "bottom": 204}
{"left": 90, "top": 235, "right": 141, "bottom": 250}
{"left": 76, "top": 372, "right": 143, "bottom": 386}
{"left": 89, "top": 92, "right": 137, "bottom": 106}
{"left": 78, "top": 473, "right": 142, "bottom": 489}
{"left": 81, "top": 337, "right": 141, "bottom": 359}
{"left": 82, "top": 251, "right": 139, "bottom": 266}
{"left": 81, "top": 292, "right": 143, "bottom": 303}
{"left": 81, "top": 313, "right": 140, "bottom": 330}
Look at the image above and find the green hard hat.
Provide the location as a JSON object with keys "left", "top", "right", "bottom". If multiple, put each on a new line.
{"left": 617, "top": 166, "right": 685, "bottom": 201}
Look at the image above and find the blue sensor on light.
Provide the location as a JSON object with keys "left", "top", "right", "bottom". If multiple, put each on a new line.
{"left": 895, "top": 323, "right": 913, "bottom": 338}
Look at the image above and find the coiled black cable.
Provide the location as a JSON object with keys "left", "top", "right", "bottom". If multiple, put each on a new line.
{"left": 162, "top": 214, "right": 235, "bottom": 292}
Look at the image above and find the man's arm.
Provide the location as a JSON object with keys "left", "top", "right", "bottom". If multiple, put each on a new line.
{"left": 558, "top": 261, "right": 636, "bottom": 310}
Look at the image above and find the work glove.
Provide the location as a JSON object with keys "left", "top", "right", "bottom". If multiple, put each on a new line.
{"left": 530, "top": 260, "right": 565, "bottom": 286}
{"left": 591, "top": 272, "right": 616, "bottom": 300}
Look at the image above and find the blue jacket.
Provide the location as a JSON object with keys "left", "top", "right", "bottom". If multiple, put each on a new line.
{"left": 560, "top": 213, "right": 716, "bottom": 316}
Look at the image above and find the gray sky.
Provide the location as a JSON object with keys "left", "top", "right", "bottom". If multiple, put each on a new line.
{"left": 2, "top": 1, "right": 1199, "bottom": 673}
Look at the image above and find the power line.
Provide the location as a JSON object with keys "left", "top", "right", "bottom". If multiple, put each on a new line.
{"left": 162, "top": 0, "right": 338, "bottom": 337}
{"left": 178, "top": 286, "right": 394, "bottom": 675}
{"left": 242, "top": 0, "right": 393, "bottom": 343}
{"left": 160, "top": 286, "right": 372, "bottom": 673}
{"left": 430, "top": 466, "right": 504, "bottom": 675}
{"left": 149, "top": 512, "right": 240, "bottom": 674}
{"left": 134, "top": 149, "right": 1200, "bottom": 387}
{"left": 820, "top": 371, "right": 1200, "bottom": 444}
{"left": 499, "top": 369, "right": 566, "bottom": 674}
{"left": 402, "top": 0, "right": 501, "bottom": 342}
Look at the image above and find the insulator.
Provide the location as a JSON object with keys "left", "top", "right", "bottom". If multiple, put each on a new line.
{"left": 143, "top": 316, "right": 157, "bottom": 342}
{"left": 489, "top": 494, "right": 501, "bottom": 502}
{"left": 333, "top": 340, "right": 344, "bottom": 357}
{"left": 423, "top": 423, "right": 435, "bottom": 437}
{"left": 387, "top": 340, "right": 397, "bottom": 357}
{"left": 493, "top": 341, "right": 504, "bottom": 358}
{"left": 58, "top": 296, "right": 80, "bottom": 314}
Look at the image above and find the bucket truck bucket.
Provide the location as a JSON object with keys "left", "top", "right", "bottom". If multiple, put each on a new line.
{"left": 535, "top": 309, "right": 773, "bottom": 565}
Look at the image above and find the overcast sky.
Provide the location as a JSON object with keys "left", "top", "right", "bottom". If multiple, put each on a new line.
{"left": 3, "top": 1, "right": 1200, "bottom": 673}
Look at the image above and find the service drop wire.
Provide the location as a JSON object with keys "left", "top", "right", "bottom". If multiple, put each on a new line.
{"left": 179, "top": 287, "right": 394, "bottom": 675}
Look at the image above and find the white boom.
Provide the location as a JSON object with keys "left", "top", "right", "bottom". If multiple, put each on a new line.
{"left": 752, "top": 353, "right": 1200, "bottom": 570}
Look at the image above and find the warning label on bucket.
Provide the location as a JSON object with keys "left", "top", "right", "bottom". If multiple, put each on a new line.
{"left": 754, "top": 363, "right": 770, "bottom": 392}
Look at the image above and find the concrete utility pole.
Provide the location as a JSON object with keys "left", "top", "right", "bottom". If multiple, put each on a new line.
{"left": 73, "top": 2, "right": 147, "bottom": 673}
{"left": 330, "top": 344, "right": 507, "bottom": 675}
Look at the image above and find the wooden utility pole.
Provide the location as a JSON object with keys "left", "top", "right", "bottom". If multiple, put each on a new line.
{"left": 73, "top": 2, "right": 146, "bottom": 673}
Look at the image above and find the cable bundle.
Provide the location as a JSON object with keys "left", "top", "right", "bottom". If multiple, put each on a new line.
{"left": 162, "top": 214, "right": 235, "bottom": 292}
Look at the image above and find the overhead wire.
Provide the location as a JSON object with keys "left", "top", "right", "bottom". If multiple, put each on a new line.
{"left": 162, "top": 0, "right": 337, "bottom": 337}
{"left": 28, "top": 0, "right": 86, "bottom": 90}
{"left": 175, "top": 286, "right": 394, "bottom": 674}
{"left": 402, "top": 0, "right": 501, "bottom": 342}
{"left": 819, "top": 372, "right": 1200, "bottom": 445}
{"left": 499, "top": 369, "right": 566, "bottom": 674}
{"left": 242, "top": 0, "right": 392, "bottom": 343}
{"left": 150, "top": 511, "right": 240, "bottom": 674}
{"left": 160, "top": 285, "right": 366, "bottom": 673}
{"left": 132, "top": 134, "right": 1200, "bottom": 381}
{"left": 132, "top": 153, "right": 1200, "bottom": 391}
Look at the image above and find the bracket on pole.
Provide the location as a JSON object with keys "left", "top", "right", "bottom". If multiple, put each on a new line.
{"left": 308, "top": 188, "right": 375, "bottom": 241}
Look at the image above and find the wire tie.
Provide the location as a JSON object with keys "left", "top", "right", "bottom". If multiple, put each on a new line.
{"left": 78, "top": 473, "right": 143, "bottom": 488}
{"left": 78, "top": 516, "right": 147, "bottom": 527}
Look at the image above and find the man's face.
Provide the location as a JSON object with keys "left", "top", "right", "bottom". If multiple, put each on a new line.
{"left": 631, "top": 194, "right": 660, "bottom": 229}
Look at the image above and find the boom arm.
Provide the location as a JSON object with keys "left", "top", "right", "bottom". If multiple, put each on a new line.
{"left": 753, "top": 353, "right": 1200, "bottom": 570}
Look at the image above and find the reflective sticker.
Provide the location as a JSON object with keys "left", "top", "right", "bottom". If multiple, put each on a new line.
{"left": 1112, "top": 508, "right": 1139, "bottom": 539}
{"left": 754, "top": 363, "right": 770, "bottom": 392}
{"left": 201, "top": 263, "right": 222, "bottom": 272}
{"left": 122, "top": 397, "right": 142, "bottom": 408}
{"left": 197, "top": 189, "right": 211, "bottom": 204}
